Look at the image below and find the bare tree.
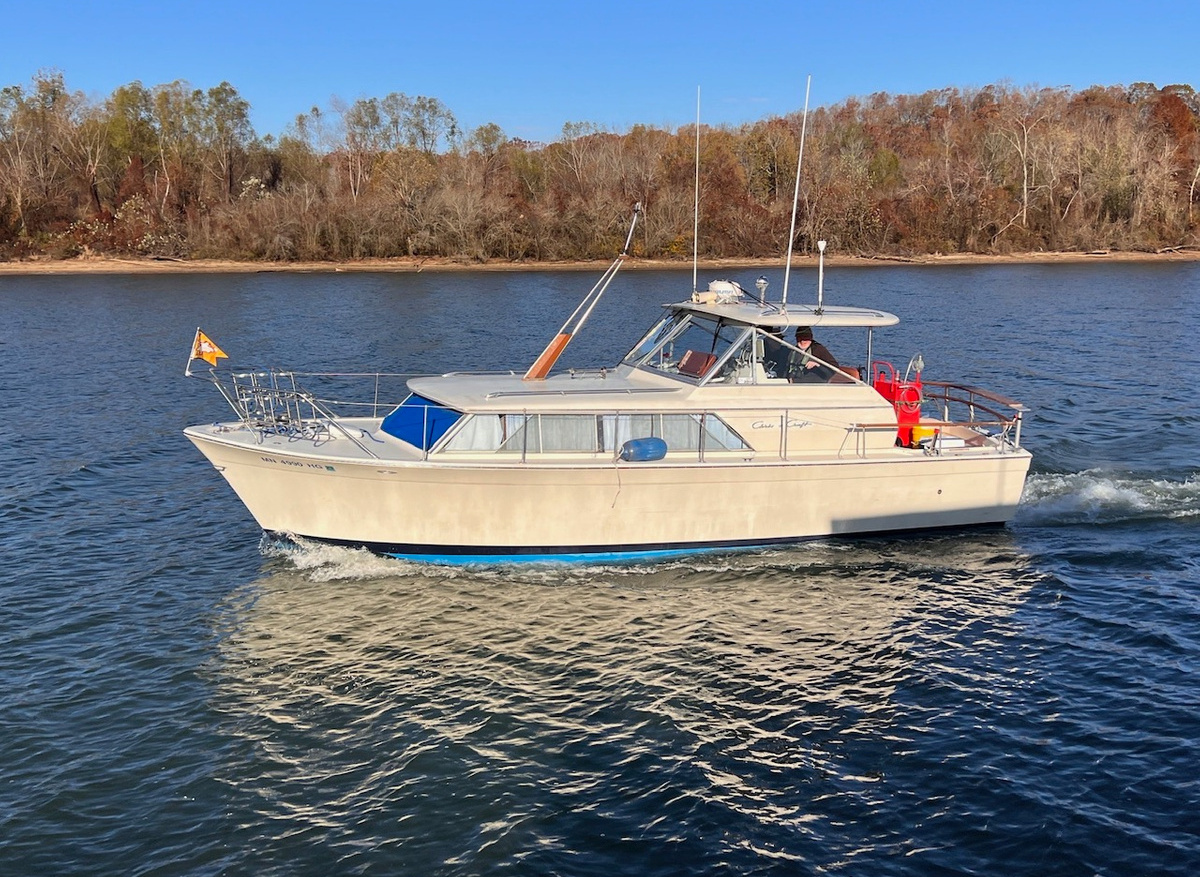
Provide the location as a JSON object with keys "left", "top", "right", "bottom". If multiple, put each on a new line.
{"left": 197, "top": 81, "right": 254, "bottom": 202}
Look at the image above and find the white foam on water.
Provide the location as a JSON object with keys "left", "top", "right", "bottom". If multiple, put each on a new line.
{"left": 1017, "top": 470, "right": 1200, "bottom": 526}
{"left": 255, "top": 534, "right": 833, "bottom": 585}
{"left": 257, "top": 535, "right": 691, "bottom": 583}
{"left": 260, "top": 536, "right": 431, "bottom": 581}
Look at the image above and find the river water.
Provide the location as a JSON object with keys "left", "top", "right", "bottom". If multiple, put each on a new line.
{"left": 2, "top": 262, "right": 1198, "bottom": 875}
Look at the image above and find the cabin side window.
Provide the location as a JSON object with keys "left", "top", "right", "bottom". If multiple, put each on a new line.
{"left": 599, "top": 413, "right": 749, "bottom": 452}
{"left": 439, "top": 412, "right": 749, "bottom": 454}
{"left": 442, "top": 414, "right": 601, "bottom": 454}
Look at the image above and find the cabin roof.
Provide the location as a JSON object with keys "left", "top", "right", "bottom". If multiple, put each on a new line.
{"left": 408, "top": 364, "right": 889, "bottom": 415}
{"left": 408, "top": 370, "right": 685, "bottom": 413}
{"left": 670, "top": 299, "right": 900, "bottom": 329}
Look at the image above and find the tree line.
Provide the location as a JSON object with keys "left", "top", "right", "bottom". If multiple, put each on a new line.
{"left": 1, "top": 71, "right": 1197, "bottom": 263}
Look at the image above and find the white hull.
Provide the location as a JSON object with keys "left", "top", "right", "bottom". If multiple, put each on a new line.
{"left": 186, "top": 425, "right": 1031, "bottom": 558}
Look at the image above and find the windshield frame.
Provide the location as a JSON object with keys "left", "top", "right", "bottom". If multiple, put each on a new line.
{"left": 622, "top": 312, "right": 752, "bottom": 383}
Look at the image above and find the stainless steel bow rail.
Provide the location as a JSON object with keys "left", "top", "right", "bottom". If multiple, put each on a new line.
{"left": 198, "top": 367, "right": 417, "bottom": 458}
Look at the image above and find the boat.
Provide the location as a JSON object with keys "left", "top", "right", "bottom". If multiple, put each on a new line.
{"left": 186, "top": 86, "right": 1029, "bottom": 563}
{"left": 184, "top": 241, "right": 1032, "bottom": 563}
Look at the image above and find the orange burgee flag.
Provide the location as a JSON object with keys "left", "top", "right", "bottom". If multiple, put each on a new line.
{"left": 190, "top": 329, "right": 228, "bottom": 366}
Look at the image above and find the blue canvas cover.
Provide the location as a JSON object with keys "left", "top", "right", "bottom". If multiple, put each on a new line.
{"left": 380, "top": 394, "right": 462, "bottom": 450}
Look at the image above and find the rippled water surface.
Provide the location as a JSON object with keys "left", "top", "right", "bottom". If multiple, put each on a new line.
{"left": 2, "top": 262, "right": 1198, "bottom": 875}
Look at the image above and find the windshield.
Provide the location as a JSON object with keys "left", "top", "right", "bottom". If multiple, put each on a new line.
{"left": 622, "top": 311, "right": 686, "bottom": 365}
{"left": 622, "top": 313, "right": 747, "bottom": 380}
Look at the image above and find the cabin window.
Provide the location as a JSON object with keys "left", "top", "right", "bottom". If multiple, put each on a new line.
{"left": 440, "top": 414, "right": 529, "bottom": 453}
{"left": 599, "top": 413, "right": 749, "bottom": 452}
{"left": 440, "top": 412, "right": 748, "bottom": 455}
{"left": 380, "top": 394, "right": 463, "bottom": 450}
{"left": 442, "top": 414, "right": 600, "bottom": 454}
{"left": 441, "top": 413, "right": 508, "bottom": 451}
{"left": 539, "top": 415, "right": 602, "bottom": 452}
{"left": 497, "top": 415, "right": 538, "bottom": 453}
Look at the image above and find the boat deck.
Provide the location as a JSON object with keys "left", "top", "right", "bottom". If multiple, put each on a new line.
{"left": 185, "top": 415, "right": 1017, "bottom": 469}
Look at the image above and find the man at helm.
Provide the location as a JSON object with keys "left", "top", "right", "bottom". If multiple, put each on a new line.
{"left": 789, "top": 326, "right": 838, "bottom": 382}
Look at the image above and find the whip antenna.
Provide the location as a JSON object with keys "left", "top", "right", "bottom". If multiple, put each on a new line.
{"left": 692, "top": 87, "right": 701, "bottom": 295}
{"left": 816, "top": 239, "right": 826, "bottom": 313}
{"left": 780, "top": 76, "right": 812, "bottom": 312}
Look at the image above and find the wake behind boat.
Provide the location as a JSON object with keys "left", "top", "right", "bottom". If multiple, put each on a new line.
{"left": 183, "top": 246, "right": 1031, "bottom": 562}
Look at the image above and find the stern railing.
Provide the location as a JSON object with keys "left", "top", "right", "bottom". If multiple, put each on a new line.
{"left": 921, "top": 380, "right": 1027, "bottom": 449}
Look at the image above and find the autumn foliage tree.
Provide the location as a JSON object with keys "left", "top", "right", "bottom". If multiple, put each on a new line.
{"left": 1, "top": 73, "right": 1197, "bottom": 262}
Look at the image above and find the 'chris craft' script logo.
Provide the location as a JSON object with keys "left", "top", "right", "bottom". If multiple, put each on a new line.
{"left": 751, "top": 419, "right": 811, "bottom": 429}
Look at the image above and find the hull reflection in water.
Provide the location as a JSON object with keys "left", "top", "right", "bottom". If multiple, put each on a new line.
{"left": 207, "top": 536, "right": 1038, "bottom": 871}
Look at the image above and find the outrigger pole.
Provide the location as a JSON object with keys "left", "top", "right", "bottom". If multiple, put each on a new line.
{"left": 523, "top": 202, "right": 642, "bottom": 380}
{"left": 780, "top": 76, "right": 812, "bottom": 313}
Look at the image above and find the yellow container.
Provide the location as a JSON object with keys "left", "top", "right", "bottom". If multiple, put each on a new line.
{"left": 911, "top": 425, "right": 939, "bottom": 445}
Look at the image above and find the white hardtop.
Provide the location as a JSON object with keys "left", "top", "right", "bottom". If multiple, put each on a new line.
{"left": 672, "top": 298, "right": 900, "bottom": 329}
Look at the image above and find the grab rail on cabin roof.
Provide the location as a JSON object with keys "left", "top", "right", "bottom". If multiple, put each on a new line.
{"left": 486, "top": 387, "right": 675, "bottom": 399}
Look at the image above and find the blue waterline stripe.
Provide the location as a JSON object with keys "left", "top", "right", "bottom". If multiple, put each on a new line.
{"left": 270, "top": 530, "right": 785, "bottom": 565}
{"left": 268, "top": 521, "right": 1005, "bottom": 566}
{"left": 385, "top": 545, "right": 738, "bottom": 565}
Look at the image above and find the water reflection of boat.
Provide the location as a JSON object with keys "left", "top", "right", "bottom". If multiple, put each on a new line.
{"left": 186, "top": 224, "right": 1030, "bottom": 563}
{"left": 212, "top": 537, "right": 1035, "bottom": 767}
{"left": 207, "top": 541, "right": 1038, "bottom": 871}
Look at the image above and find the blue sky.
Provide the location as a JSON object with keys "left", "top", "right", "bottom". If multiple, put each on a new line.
{"left": 3, "top": 0, "right": 1195, "bottom": 144}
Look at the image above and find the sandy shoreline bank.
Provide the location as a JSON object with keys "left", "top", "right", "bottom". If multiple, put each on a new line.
{"left": 1, "top": 249, "right": 1197, "bottom": 275}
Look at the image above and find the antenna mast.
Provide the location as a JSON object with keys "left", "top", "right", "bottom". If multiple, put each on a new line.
{"left": 780, "top": 76, "right": 812, "bottom": 312}
{"left": 692, "top": 87, "right": 701, "bottom": 294}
